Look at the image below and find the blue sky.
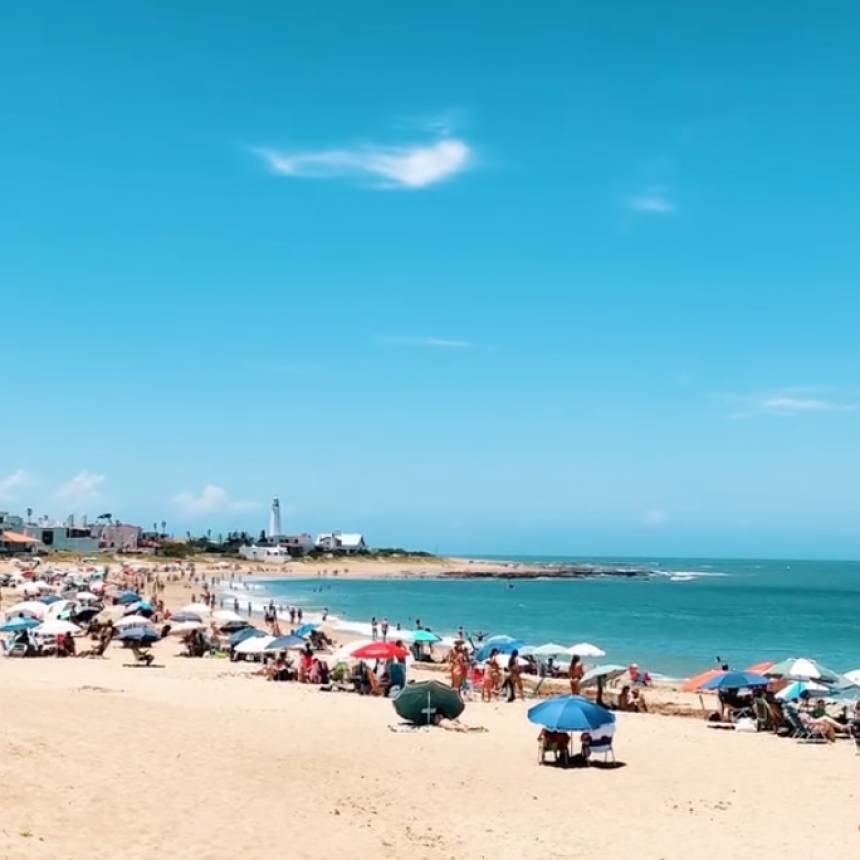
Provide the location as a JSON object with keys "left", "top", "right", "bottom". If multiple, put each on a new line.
{"left": 2, "top": 2, "right": 859, "bottom": 558}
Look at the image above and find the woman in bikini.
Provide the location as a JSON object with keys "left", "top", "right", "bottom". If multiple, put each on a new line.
{"left": 569, "top": 654, "right": 584, "bottom": 695}
{"left": 448, "top": 641, "right": 468, "bottom": 691}
{"left": 482, "top": 648, "right": 500, "bottom": 702}
{"left": 507, "top": 649, "right": 524, "bottom": 701}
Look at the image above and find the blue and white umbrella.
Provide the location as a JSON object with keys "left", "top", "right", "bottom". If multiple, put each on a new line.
{"left": 475, "top": 635, "right": 523, "bottom": 662}
{"left": 295, "top": 622, "right": 319, "bottom": 638}
{"left": 0, "top": 616, "right": 40, "bottom": 633}
{"left": 700, "top": 671, "right": 770, "bottom": 691}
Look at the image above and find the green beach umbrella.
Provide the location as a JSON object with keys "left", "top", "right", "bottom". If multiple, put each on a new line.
{"left": 410, "top": 629, "right": 441, "bottom": 643}
{"left": 765, "top": 657, "right": 840, "bottom": 684}
{"left": 581, "top": 664, "right": 627, "bottom": 687}
{"left": 393, "top": 680, "right": 465, "bottom": 725}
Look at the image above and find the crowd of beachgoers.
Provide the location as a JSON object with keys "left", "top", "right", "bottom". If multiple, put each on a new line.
{"left": 3, "top": 556, "right": 860, "bottom": 749}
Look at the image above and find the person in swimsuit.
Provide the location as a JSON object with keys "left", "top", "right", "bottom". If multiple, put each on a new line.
{"left": 569, "top": 654, "right": 584, "bottom": 695}
{"left": 507, "top": 649, "right": 524, "bottom": 701}
{"left": 448, "top": 641, "right": 468, "bottom": 691}
{"left": 482, "top": 648, "right": 500, "bottom": 702}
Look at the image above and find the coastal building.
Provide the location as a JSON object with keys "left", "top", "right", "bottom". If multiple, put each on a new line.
{"left": 238, "top": 545, "right": 293, "bottom": 563}
{"left": 23, "top": 521, "right": 100, "bottom": 553}
{"left": 0, "top": 530, "right": 40, "bottom": 555}
{"left": 0, "top": 511, "right": 24, "bottom": 533}
{"left": 89, "top": 522, "right": 142, "bottom": 551}
{"left": 315, "top": 532, "right": 367, "bottom": 554}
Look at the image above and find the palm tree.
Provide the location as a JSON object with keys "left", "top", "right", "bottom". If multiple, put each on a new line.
{"left": 25, "top": 507, "right": 32, "bottom": 523}
{"left": 161, "top": 520, "right": 166, "bottom": 536}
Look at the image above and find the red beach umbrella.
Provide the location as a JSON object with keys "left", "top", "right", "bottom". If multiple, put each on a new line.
{"left": 680, "top": 668, "right": 722, "bottom": 693}
{"left": 351, "top": 642, "right": 409, "bottom": 660}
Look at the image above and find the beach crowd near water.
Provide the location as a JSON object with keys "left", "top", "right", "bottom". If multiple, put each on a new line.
{"left": 2, "top": 554, "right": 860, "bottom": 860}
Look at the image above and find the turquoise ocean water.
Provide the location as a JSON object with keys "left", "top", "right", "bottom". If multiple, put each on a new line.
{"left": 236, "top": 558, "right": 860, "bottom": 678}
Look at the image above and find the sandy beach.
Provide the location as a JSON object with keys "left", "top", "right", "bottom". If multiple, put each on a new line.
{"left": 1, "top": 562, "right": 859, "bottom": 859}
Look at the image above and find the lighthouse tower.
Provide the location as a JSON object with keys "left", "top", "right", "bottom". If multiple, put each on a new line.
{"left": 268, "top": 496, "right": 282, "bottom": 540}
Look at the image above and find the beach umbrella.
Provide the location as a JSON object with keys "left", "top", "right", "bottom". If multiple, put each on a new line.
{"left": 5, "top": 601, "right": 48, "bottom": 618}
{"left": 568, "top": 642, "right": 606, "bottom": 658}
{"left": 331, "top": 639, "right": 373, "bottom": 663}
{"left": 0, "top": 616, "right": 40, "bottom": 632}
{"left": 776, "top": 680, "right": 830, "bottom": 702}
{"left": 474, "top": 636, "right": 523, "bottom": 662}
{"left": 581, "top": 664, "right": 627, "bottom": 687}
{"left": 114, "top": 614, "right": 153, "bottom": 629}
{"left": 170, "top": 611, "right": 202, "bottom": 624}
{"left": 178, "top": 603, "right": 212, "bottom": 616}
{"left": 75, "top": 591, "right": 100, "bottom": 603}
{"left": 94, "top": 606, "right": 127, "bottom": 625}
{"left": 765, "top": 658, "right": 840, "bottom": 684}
{"left": 127, "top": 601, "right": 154, "bottom": 616}
{"left": 37, "top": 594, "right": 62, "bottom": 605}
{"left": 263, "top": 634, "right": 305, "bottom": 652}
{"left": 36, "top": 619, "right": 82, "bottom": 636}
{"left": 212, "top": 609, "right": 243, "bottom": 624}
{"left": 228, "top": 627, "right": 266, "bottom": 647}
{"left": 70, "top": 606, "right": 100, "bottom": 624}
{"left": 527, "top": 695, "right": 616, "bottom": 733}
{"left": 219, "top": 619, "right": 250, "bottom": 632}
{"left": 393, "top": 680, "right": 465, "bottom": 725}
{"left": 117, "top": 628, "right": 160, "bottom": 644}
{"left": 525, "top": 643, "right": 570, "bottom": 657}
{"left": 745, "top": 660, "right": 774, "bottom": 675}
{"left": 295, "top": 622, "right": 320, "bottom": 638}
{"left": 680, "top": 668, "right": 723, "bottom": 693}
{"left": 168, "top": 621, "right": 207, "bottom": 636}
{"left": 115, "top": 591, "right": 141, "bottom": 604}
{"left": 842, "top": 669, "right": 860, "bottom": 688}
{"left": 234, "top": 635, "right": 275, "bottom": 655}
{"left": 699, "top": 671, "right": 770, "bottom": 691}
{"left": 351, "top": 641, "right": 409, "bottom": 661}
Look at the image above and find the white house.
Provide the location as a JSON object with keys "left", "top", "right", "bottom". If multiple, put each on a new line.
{"left": 238, "top": 545, "right": 293, "bottom": 564}
{"left": 315, "top": 532, "right": 367, "bottom": 553}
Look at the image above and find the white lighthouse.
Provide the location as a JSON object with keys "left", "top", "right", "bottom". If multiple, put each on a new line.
{"left": 268, "top": 495, "right": 282, "bottom": 540}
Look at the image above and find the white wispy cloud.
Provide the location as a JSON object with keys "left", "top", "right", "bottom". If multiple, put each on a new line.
{"left": 644, "top": 508, "right": 667, "bottom": 525}
{"left": 55, "top": 471, "right": 105, "bottom": 506}
{"left": 0, "top": 469, "right": 32, "bottom": 500}
{"left": 377, "top": 335, "right": 477, "bottom": 349}
{"left": 722, "top": 388, "right": 857, "bottom": 418}
{"left": 172, "top": 485, "right": 258, "bottom": 516}
{"left": 628, "top": 187, "right": 676, "bottom": 214}
{"left": 254, "top": 137, "right": 472, "bottom": 189}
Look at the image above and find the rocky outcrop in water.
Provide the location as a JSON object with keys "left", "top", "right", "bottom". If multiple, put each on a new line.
{"left": 441, "top": 564, "right": 651, "bottom": 580}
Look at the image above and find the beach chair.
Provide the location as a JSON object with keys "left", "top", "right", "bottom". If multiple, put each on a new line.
{"left": 783, "top": 707, "right": 828, "bottom": 743}
{"left": 126, "top": 645, "right": 154, "bottom": 667}
{"left": 537, "top": 731, "right": 571, "bottom": 766}
{"left": 754, "top": 698, "right": 773, "bottom": 732}
{"left": 849, "top": 721, "right": 860, "bottom": 755}
{"left": 365, "top": 667, "right": 384, "bottom": 696}
{"left": 585, "top": 736, "right": 616, "bottom": 765}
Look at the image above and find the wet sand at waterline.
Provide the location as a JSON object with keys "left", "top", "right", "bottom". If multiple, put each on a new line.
{"left": 1, "top": 650, "right": 857, "bottom": 860}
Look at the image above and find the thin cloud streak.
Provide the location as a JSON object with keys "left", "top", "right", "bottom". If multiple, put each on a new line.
{"left": 172, "top": 485, "right": 258, "bottom": 516}
{"left": 377, "top": 335, "right": 477, "bottom": 349}
{"left": 628, "top": 188, "right": 676, "bottom": 214}
{"left": 0, "top": 469, "right": 31, "bottom": 499}
{"left": 720, "top": 389, "right": 857, "bottom": 418}
{"left": 254, "top": 137, "right": 472, "bottom": 189}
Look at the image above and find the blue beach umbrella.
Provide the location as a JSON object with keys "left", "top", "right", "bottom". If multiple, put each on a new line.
{"left": 37, "top": 595, "right": 62, "bottom": 605}
{"left": 700, "top": 671, "right": 770, "bottom": 691}
{"left": 128, "top": 601, "right": 154, "bottom": 615}
{"left": 0, "top": 616, "right": 40, "bottom": 632}
{"left": 170, "top": 611, "right": 202, "bottom": 624}
{"left": 264, "top": 634, "right": 305, "bottom": 652}
{"left": 527, "top": 695, "right": 616, "bottom": 733}
{"left": 475, "top": 635, "right": 523, "bottom": 662}
{"left": 117, "top": 628, "right": 160, "bottom": 644}
{"left": 295, "top": 622, "right": 319, "bottom": 638}
{"left": 116, "top": 591, "right": 141, "bottom": 605}
{"left": 228, "top": 627, "right": 266, "bottom": 647}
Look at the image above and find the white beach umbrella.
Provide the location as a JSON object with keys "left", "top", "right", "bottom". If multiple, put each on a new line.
{"left": 168, "top": 621, "right": 207, "bottom": 636}
{"left": 5, "top": 601, "right": 48, "bottom": 619}
{"left": 178, "top": 603, "right": 212, "bottom": 616}
{"left": 842, "top": 669, "right": 860, "bottom": 687}
{"left": 36, "top": 619, "right": 82, "bottom": 636}
{"left": 524, "top": 642, "right": 570, "bottom": 657}
{"left": 212, "top": 609, "right": 243, "bottom": 623}
{"left": 114, "top": 614, "right": 153, "bottom": 629}
{"left": 568, "top": 642, "right": 606, "bottom": 658}
{"left": 45, "top": 600, "right": 76, "bottom": 620}
{"left": 331, "top": 639, "right": 373, "bottom": 663}
{"left": 76, "top": 591, "right": 100, "bottom": 603}
{"left": 20, "top": 583, "right": 43, "bottom": 597}
{"left": 766, "top": 657, "right": 840, "bottom": 683}
{"left": 234, "top": 635, "right": 275, "bottom": 655}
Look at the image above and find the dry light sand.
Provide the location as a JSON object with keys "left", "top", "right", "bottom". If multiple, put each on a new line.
{"left": 1, "top": 651, "right": 859, "bottom": 860}
{"left": 1, "top": 561, "right": 859, "bottom": 859}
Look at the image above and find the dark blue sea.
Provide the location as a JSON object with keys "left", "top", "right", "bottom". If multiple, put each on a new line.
{"left": 231, "top": 558, "right": 860, "bottom": 678}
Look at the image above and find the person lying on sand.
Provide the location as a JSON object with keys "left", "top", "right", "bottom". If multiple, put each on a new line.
{"left": 433, "top": 715, "right": 488, "bottom": 733}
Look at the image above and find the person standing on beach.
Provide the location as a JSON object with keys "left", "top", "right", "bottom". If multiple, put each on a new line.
{"left": 380, "top": 617, "right": 389, "bottom": 642}
{"left": 448, "top": 641, "right": 468, "bottom": 691}
{"left": 569, "top": 655, "right": 584, "bottom": 695}
{"left": 506, "top": 650, "right": 524, "bottom": 702}
{"left": 371, "top": 616, "right": 378, "bottom": 641}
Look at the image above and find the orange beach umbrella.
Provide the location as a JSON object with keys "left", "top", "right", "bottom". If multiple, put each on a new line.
{"left": 680, "top": 668, "right": 722, "bottom": 692}
{"left": 745, "top": 660, "right": 774, "bottom": 675}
